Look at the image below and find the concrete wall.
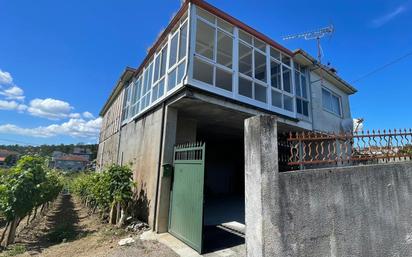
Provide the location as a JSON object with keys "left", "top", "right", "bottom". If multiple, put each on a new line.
{"left": 310, "top": 72, "right": 352, "bottom": 133}
{"left": 245, "top": 115, "right": 412, "bottom": 257}
{"left": 278, "top": 163, "right": 412, "bottom": 257}
{"left": 97, "top": 89, "right": 124, "bottom": 171}
{"left": 117, "top": 106, "right": 164, "bottom": 227}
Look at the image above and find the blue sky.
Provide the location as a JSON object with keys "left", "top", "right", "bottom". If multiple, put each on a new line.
{"left": 0, "top": 0, "right": 411, "bottom": 145}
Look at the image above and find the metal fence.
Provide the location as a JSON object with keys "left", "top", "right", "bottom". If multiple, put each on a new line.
{"left": 286, "top": 129, "right": 412, "bottom": 168}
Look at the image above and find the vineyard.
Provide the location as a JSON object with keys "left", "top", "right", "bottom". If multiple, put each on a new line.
{"left": 0, "top": 156, "right": 171, "bottom": 256}
{"left": 0, "top": 156, "right": 63, "bottom": 247}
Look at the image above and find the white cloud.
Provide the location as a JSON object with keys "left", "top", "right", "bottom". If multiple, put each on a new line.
{"left": 82, "top": 111, "right": 94, "bottom": 119}
{"left": 0, "top": 100, "right": 27, "bottom": 112}
{"left": 371, "top": 5, "right": 408, "bottom": 27}
{"left": 0, "top": 70, "right": 12, "bottom": 85}
{"left": 0, "top": 85, "right": 25, "bottom": 100}
{"left": 27, "top": 98, "right": 74, "bottom": 120}
{"left": 0, "top": 117, "right": 102, "bottom": 139}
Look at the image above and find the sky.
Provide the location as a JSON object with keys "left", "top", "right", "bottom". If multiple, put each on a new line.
{"left": 0, "top": 0, "right": 411, "bottom": 145}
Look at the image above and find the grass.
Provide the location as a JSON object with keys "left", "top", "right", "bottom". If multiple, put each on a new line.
{"left": 1, "top": 244, "right": 26, "bottom": 257}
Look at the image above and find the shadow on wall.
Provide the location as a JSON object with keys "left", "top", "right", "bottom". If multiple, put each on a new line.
{"left": 129, "top": 183, "right": 150, "bottom": 223}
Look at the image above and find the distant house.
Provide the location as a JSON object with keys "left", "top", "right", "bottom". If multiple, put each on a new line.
{"left": 52, "top": 154, "right": 89, "bottom": 172}
{"left": 0, "top": 149, "right": 19, "bottom": 167}
{"left": 72, "top": 147, "right": 93, "bottom": 161}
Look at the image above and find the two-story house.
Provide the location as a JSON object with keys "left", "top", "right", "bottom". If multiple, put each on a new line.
{"left": 96, "top": 0, "right": 357, "bottom": 253}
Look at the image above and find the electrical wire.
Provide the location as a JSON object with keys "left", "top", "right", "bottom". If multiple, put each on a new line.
{"left": 352, "top": 50, "right": 412, "bottom": 83}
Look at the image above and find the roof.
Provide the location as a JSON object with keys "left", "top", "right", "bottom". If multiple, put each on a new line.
{"left": 0, "top": 149, "right": 19, "bottom": 157}
{"left": 55, "top": 155, "right": 89, "bottom": 162}
{"left": 293, "top": 49, "right": 357, "bottom": 94}
{"left": 99, "top": 67, "right": 136, "bottom": 116}
{"left": 0, "top": 157, "right": 6, "bottom": 162}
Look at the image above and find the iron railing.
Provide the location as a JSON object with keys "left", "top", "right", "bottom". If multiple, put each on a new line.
{"left": 287, "top": 129, "right": 412, "bottom": 167}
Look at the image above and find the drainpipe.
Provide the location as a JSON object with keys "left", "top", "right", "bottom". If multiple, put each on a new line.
{"left": 153, "top": 102, "right": 166, "bottom": 230}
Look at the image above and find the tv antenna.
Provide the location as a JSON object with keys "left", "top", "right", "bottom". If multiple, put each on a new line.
{"left": 283, "top": 25, "right": 334, "bottom": 66}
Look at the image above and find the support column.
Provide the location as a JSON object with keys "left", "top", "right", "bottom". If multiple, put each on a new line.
{"left": 244, "top": 115, "right": 283, "bottom": 257}
{"left": 155, "top": 107, "right": 178, "bottom": 232}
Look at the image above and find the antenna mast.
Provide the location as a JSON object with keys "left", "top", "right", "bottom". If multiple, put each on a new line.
{"left": 283, "top": 25, "right": 334, "bottom": 71}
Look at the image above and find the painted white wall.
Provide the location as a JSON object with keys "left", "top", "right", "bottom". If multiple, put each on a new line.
{"left": 310, "top": 72, "right": 352, "bottom": 133}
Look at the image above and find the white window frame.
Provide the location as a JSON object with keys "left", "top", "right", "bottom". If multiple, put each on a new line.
{"left": 322, "top": 87, "right": 342, "bottom": 117}
{"left": 294, "top": 64, "right": 310, "bottom": 118}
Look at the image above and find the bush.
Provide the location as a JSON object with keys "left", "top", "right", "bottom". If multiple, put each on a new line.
{"left": 70, "top": 165, "right": 134, "bottom": 227}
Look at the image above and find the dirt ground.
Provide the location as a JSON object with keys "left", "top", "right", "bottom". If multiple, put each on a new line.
{"left": 0, "top": 194, "right": 177, "bottom": 257}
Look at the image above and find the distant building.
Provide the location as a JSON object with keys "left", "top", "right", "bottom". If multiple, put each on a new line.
{"left": 52, "top": 154, "right": 89, "bottom": 172}
{"left": 72, "top": 147, "right": 93, "bottom": 161}
{"left": 0, "top": 149, "right": 19, "bottom": 167}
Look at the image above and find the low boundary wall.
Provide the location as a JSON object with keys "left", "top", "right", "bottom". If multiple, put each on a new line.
{"left": 245, "top": 115, "right": 412, "bottom": 257}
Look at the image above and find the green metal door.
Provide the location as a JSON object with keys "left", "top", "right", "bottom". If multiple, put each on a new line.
{"left": 169, "top": 142, "right": 205, "bottom": 253}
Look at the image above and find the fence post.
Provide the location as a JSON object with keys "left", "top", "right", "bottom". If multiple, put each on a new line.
{"left": 245, "top": 115, "right": 283, "bottom": 257}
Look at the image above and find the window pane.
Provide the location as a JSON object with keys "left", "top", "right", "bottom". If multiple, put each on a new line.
{"left": 282, "top": 55, "right": 291, "bottom": 66}
{"left": 179, "top": 22, "right": 188, "bottom": 60}
{"left": 193, "top": 58, "right": 213, "bottom": 85}
{"left": 282, "top": 67, "right": 292, "bottom": 93}
{"left": 195, "top": 19, "right": 215, "bottom": 60}
{"left": 296, "top": 98, "right": 302, "bottom": 114}
{"left": 168, "top": 68, "right": 177, "bottom": 91}
{"left": 239, "top": 43, "right": 252, "bottom": 77}
{"left": 302, "top": 101, "right": 309, "bottom": 116}
{"left": 239, "top": 30, "right": 252, "bottom": 44}
{"left": 239, "top": 76, "right": 252, "bottom": 98}
{"left": 217, "top": 31, "right": 233, "bottom": 68}
{"left": 270, "top": 61, "right": 281, "bottom": 89}
{"left": 133, "top": 79, "right": 141, "bottom": 103}
{"left": 271, "top": 90, "right": 282, "bottom": 108}
{"left": 255, "top": 83, "right": 267, "bottom": 103}
{"left": 152, "top": 84, "right": 159, "bottom": 102}
{"left": 217, "top": 18, "right": 233, "bottom": 33}
{"left": 284, "top": 95, "right": 293, "bottom": 111}
{"left": 254, "top": 38, "right": 266, "bottom": 52}
{"left": 322, "top": 89, "right": 331, "bottom": 110}
{"left": 153, "top": 55, "right": 161, "bottom": 82}
{"left": 301, "top": 76, "right": 308, "bottom": 98}
{"left": 215, "top": 68, "right": 232, "bottom": 92}
{"left": 177, "top": 61, "right": 186, "bottom": 84}
{"left": 295, "top": 71, "right": 301, "bottom": 97}
{"left": 270, "top": 48, "right": 281, "bottom": 60}
{"left": 332, "top": 95, "right": 341, "bottom": 115}
{"left": 158, "top": 79, "right": 165, "bottom": 98}
{"left": 197, "top": 7, "right": 215, "bottom": 23}
{"left": 169, "top": 34, "right": 179, "bottom": 67}
{"left": 254, "top": 51, "right": 267, "bottom": 82}
{"left": 160, "top": 46, "right": 168, "bottom": 77}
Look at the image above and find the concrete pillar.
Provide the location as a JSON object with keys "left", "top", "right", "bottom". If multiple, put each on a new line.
{"left": 155, "top": 107, "right": 178, "bottom": 232}
{"left": 244, "top": 115, "right": 283, "bottom": 257}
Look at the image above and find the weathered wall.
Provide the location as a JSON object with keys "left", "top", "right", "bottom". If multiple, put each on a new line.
{"left": 118, "top": 107, "right": 164, "bottom": 227}
{"left": 277, "top": 163, "right": 412, "bottom": 257}
{"left": 97, "top": 89, "right": 124, "bottom": 171}
{"left": 245, "top": 115, "right": 412, "bottom": 257}
{"left": 310, "top": 72, "right": 352, "bottom": 133}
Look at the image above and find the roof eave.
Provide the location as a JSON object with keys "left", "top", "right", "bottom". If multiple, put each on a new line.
{"left": 293, "top": 49, "right": 358, "bottom": 95}
{"left": 99, "top": 67, "right": 136, "bottom": 116}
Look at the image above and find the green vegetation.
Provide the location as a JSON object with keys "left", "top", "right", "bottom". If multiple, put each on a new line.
{"left": 2, "top": 243, "right": 26, "bottom": 256}
{"left": 70, "top": 165, "right": 134, "bottom": 227}
{"left": 0, "top": 156, "right": 63, "bottom": 247}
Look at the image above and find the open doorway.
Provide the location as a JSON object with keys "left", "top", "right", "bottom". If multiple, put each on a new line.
{"left": 197, "top": 127, "right": 245, "bottom": 253}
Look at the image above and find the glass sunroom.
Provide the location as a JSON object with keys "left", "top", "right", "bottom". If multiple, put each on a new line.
{"left": 121, "top": 2, "right": 310, "bottom": 125}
